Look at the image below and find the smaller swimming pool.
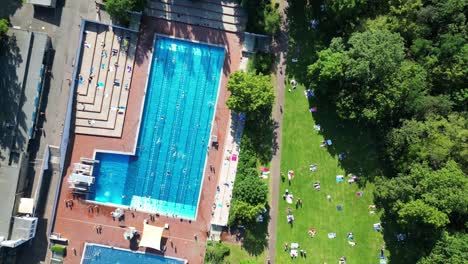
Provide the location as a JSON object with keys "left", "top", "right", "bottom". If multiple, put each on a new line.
{"left": 81, "top": 244, "right": 185, "bottom": 264}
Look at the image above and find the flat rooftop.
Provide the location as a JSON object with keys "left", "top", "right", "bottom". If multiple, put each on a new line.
{"left": 26, "top": 0, "right": 57, "bottom": 7}
{"left": 0, "top": 29, "right": 48, "bottom": 239}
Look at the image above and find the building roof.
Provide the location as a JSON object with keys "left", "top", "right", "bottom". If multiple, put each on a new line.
{"left": 18, "top": 198, "right": 34, "bottom": 215}
{"left": 26, "top": 0, "right": 57, "bottom": 7}
{"left": 0, "top": 29, "right": 49, "bottom": 240}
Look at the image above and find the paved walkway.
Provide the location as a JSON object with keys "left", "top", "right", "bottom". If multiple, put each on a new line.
{"left": 267, "top": 0, "right": 289, "bottom": 263}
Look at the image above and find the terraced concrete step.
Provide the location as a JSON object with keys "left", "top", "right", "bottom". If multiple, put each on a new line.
{"left": 155, "top": 0, "right": 246, "bottom": 17}
{"left": 146, "top": 9, "right": 243, "bottom": 32}
{"left": 75, "top": 123, "right": 123, "bottom": 138}
{"left": 149, "top": 1, "right": 246, "bottom": 25}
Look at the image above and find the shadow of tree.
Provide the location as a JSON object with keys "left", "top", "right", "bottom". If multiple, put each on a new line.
{"left": 241, "top": 209, "right": 270, "bottom": 256}
{"left": 307, "top": 94, "right": 385, "bottom": 185}
{"left": 0, "top": 34, "right": 23, "bottom": 160}
{"left": 0, "top": 0, "right": 22, "bottom": 19}
{"left": 379, "top": 213, "right": 441, "bottom": 264}
{"left": 243, "top": 115, "right": 278, "bottom": 164}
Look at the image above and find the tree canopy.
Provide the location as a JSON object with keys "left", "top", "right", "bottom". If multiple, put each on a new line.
{"left": 228, "top": 200, "right": 264, "bottom": 225}
{"left": 226, "top": 71, "right": 274, "bottom": 119}
{"left": 386, "top": 113, "right": 468, "bottom": 172}
{"left": 418, "top": 232, "right": 468, "bottom": 264}
{"left": 375, "top": 161, "right": 467, "bottom": 255}
{"left": 105, "top": 0, "right": 146, "bottom": 24}
{"left": 308, "top": 30, "right": 420, "bottom": 124}
{"left": 233, "top": 176, "right": 268, "bottom": 206}
{"left": 0, "top": 19, "right": 8, "bottom": 36}
{"left": 297, "top": 0, "right": 467, "bottom": 261}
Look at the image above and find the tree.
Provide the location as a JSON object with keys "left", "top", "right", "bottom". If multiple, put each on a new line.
{"left": 386, "top": 114, "right": 468, "bottom": 172}
{"left": 226, "top": 71, "right": 274, "bottom": 119}
{"left": 105, "top": 0, "right": 146, "bottom": 24}
{"left": 233, "top": 177, "right": 268, "bottom": 206}
{"left": 263, "top": 7, "right": 281, "bottom": 35}
{"left": 387, "top": 0, "right": 429, "bottom": 41}
{"left": 375, "top": 161, "right": 468, "bottom": 230}
{"left": 247, "top": 52, "right": 274, "bottom": 75}
{"left": 410, "top": 95, "right": 454, "bottom": 119}
{"left": 397, "top": 200, "right": 449, "bottom": 228}
{"left": 308, "top": 30, "right": 409, "bottom": 123}
{"left": 385, "top": 61, "right": 428, "bottom": 119}
{"left": 0, "top": 19, "right": 8, "bottom": 36}
{"left": 205, "top": 241, "right": 230, "bottom": 264}
{"left": 418, "top": 232, "right": 468, "bottom": 264}
{"left": 228, "top": 200, "right": 263, "bottom": 225}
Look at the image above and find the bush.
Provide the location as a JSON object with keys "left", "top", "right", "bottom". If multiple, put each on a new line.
{"left": 50, "top": 245, "right": 66, "bottom": 254}
{"left": 0, "top": 19, "right": 9, "bottom": 36}
{"left": 105, "top": 0, "right": 146, "bottom": 25}
{"left": 233, "top": 177, "right": 268, "bottom": 205}
{"left": 226, "top": 71, "right": 275, "bottom": 120}
{"left": 241, "top": 0, "right": 282, "bottom": 35}
{"left": 263, "top": 7, "right": 281, "bottom": 35}
{"left": 247, "top": 52, "right": 275, "bottom": 75}
{"left": 229, "top": 200, "right": 263, "bottom": 225}
{"left": 205, "top": 241, "right": 230, "bottom": 264}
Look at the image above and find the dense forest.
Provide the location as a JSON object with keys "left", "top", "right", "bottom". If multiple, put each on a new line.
{"left": 299, "top": 0, "right": 467, "bottom": 263}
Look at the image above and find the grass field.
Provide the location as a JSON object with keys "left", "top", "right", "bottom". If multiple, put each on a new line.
{"left": 224, "top": 243, "right": 267, "bottom": 264}
{"left": 274, "top": 82, "right": 387, "bottom": 264}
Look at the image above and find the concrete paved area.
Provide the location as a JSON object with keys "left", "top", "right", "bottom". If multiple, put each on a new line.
{"left": 145, "top": 0, "right": 246, "bottom": 32}
{"left": 267, "top": 0, "right": 289, "bottom": 263}
{"left": 6, "top": 0, "right": 101, "bottom": 263}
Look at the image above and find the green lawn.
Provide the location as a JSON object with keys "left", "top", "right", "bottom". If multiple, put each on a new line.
{"left": 275, "top": 82, "right": 387, "bottom": 263}
{"left": 224, "top": 242, "right": 267, "bottom": 264}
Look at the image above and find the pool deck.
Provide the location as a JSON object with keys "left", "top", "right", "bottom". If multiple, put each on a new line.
{"left": 52, "top": 16, "right": 242, "bottom": 264}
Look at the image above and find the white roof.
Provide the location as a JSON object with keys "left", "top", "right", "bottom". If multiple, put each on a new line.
{"left": 26, "top": 0, "right": 57, "bottom": 7}
{"left": 18, "top": 198, "right": 34, "bottom": 214}
{"left": 139, "top": 223, "right": 164, "bottom": 251}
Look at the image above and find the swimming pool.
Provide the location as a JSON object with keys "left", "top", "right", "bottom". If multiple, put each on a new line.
{"left": 81, "top": 244, "right": 185, "bottom": 264}
{"left": 89, "top": 36, "right": 225, "bottom": 219}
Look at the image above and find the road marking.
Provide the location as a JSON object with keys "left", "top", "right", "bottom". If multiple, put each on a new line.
{"left": 13, "top": 26, "right": 21, "bottom": 29}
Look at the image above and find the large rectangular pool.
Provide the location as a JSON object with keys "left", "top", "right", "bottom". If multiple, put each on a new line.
{"left": 89, "top": 36, "right": 225, "bottom": 219}
{"left": 81, "top": 244, "right": 185, "bottom": 264}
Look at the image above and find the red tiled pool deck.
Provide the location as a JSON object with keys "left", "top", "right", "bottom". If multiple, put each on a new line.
{"left": 53, "top": 17, "right": 242, "bottom": 264}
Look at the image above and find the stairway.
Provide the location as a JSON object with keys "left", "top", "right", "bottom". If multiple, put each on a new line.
{"left": 145, "top": 0, "right": 247, "bottom": 32}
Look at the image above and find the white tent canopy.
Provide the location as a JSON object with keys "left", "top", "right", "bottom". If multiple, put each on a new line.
{"left": 18, "top": 198, "right": 34, "bottom": 214}
{"left": 139, "top": 222, "right": 164, "bottom": 251}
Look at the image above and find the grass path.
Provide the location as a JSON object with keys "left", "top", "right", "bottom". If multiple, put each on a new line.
{"left": 275, "top": 83, "right": 386, "bottom": 263}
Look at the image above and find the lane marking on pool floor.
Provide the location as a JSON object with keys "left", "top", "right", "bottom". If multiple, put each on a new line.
{"left": 58, "top": 216, "right": 200, "bottom": 243}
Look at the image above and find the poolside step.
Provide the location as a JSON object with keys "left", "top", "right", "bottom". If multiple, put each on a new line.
{"left": 75, "top": 23, "right": 138, "bottom": 138}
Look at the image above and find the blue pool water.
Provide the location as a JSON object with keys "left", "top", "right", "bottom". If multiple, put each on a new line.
{"left": 82, "top": 244, "right": 184, "bottom": 264}
{"left": 90, "top": 36, "right": 225, "bottom": 219}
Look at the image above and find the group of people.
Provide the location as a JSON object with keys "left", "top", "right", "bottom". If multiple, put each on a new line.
{"left": 308, "top": 227, "right": 316, "bottom": 237}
